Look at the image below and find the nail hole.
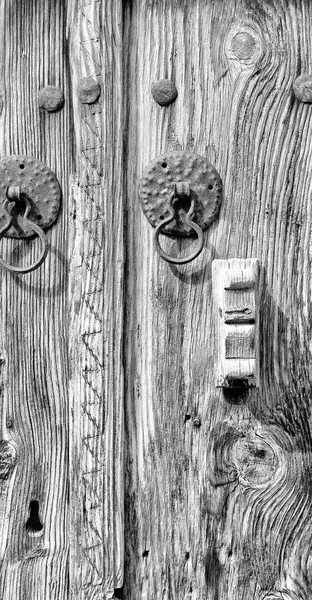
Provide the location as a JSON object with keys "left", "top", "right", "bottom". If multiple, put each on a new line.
{"left": 185, "top": 551, "right": 190, "bottom": 559}
{"left": 162, "top": 162, "right": 167, "bottom": 168}
{"left": 159, "top": 215, "right": 164, "bottom": 220}
{"left": 184, "top": 414, "right": 191, "bottom": 422}
{"left": 26, "top": 500, "right": 43, "bottom": 536}
{"left": 19, "top": 164, "right": 25, "bottom": 169}
{"left": 142, "top": 549, "right": 149, "bottom": 558}
{"left": 208, "top": 184, "right": 213, "bottom": 190}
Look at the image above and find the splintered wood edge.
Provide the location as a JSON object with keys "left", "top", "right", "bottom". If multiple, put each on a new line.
{"left": 212, "top": 258, "right": 260, "bottom": 389}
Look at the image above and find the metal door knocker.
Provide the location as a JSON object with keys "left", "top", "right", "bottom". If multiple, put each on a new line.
{"left": 139, "top": 151, "right": 222, "bottom": 264}
{"left": 0, "top": 155, "right": 61, "bottom": 273}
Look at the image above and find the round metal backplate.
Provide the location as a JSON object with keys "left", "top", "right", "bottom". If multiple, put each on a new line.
{"left": 139, "top": 151, "right": 222, "bottom": 236}
{"left": 0, "top": 155, "right": 61, "bottom": 238}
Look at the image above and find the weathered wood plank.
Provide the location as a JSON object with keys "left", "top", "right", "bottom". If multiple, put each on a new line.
{"left": 68, "top": 1, "right": 124, "bottom": 598}
{"left": 123, "top": 0, "right": 312, "bottom": 598}
{"left": 0, "top": 0, "right": 70, "bottom": 598}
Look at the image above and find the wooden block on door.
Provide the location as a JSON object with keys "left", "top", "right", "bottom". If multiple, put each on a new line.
{"left": 212, "top": 258, "right": 260, "bottom": 388}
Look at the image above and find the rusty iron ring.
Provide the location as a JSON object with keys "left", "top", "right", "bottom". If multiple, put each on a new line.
{"left": 153, "top": 192, "right": 204, "bottom": 265}
{"left": 0, "top": 187, "right": 49, "bottom": 274}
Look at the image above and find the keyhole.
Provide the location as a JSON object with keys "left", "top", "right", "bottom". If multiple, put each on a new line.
{"left": 26, "top": 500, "right": 43, "bottom": 536}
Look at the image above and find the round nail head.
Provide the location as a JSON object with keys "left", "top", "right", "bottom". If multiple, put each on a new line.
{"left": 77, "top": 76, "right": 101, "bottom": 104}
{"left": 151, "top": 79, "right": 178, "bottom": 106}
{"left": 38, "top": 85, "right": 64, "bottom": 112}
{"left": 293, "top": 74, "right": 312, "bottom": 103}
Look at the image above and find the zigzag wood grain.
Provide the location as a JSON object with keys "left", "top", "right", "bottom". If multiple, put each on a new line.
{"left": 68, "top": 0, "right": 124, "bottom": 598}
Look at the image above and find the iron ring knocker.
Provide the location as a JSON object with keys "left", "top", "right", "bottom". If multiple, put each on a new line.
{"left": 140, "top": 151, "right": 222, "bottom": 265}
{"left": 0, "top": 186, "right": 49, "bottom": 274}
{"left": 153, "top": 187, "right": 204, "bottom": 265}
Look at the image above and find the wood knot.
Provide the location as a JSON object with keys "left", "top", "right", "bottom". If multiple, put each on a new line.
{"left": 0, "top": 440, "right": 17, "bottom": 480}
{"left": 231, "top": 31, "right": 258, "bottom": 60}
{"left": 233, "top": 430, "right": 277, "bottom": 485}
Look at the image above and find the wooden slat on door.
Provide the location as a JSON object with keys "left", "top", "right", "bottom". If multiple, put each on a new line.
{"left": 0, "top": 0, "right": 70, "bottom": 598}
{"left": 123, "top": 1, "right": 312, "bottom": 598}
{"left": 68, "top": 1, "right": 124, "bottom": 598}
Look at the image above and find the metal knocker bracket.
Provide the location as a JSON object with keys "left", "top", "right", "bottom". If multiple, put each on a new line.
{"left": 139, "top": 151, "right": 222, "bottom": 264}
{"left": 0, "top": 156, "right": 61, "bottom": 273}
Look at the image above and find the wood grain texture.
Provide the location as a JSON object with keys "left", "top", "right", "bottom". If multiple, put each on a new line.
{"left": 0, "top": 1, "right": 124, "bottom": 598}
{"left": 123, "top": 1, "right": 312, "bottom": 598}
{"left": 0, "top": 0, "right": 70, "bottom": 598}
{"left": 68, "top": 0, "right": 124, "bottom": 598}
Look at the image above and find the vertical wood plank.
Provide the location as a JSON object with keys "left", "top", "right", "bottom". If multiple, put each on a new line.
{"left": 68, "top": 0, "right": 124, "bottom": 598}
{"left": 0, "top": 0, "right": 70, "bottom": 598}
{"left": 123, "top": 0, "right": 312, "bottom": 598}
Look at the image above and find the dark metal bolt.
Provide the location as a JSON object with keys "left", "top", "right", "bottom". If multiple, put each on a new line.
{"left": 193, "top": 417, "right": 201, "bottom": 427}
{"left": 77, "top": 76, "right": 101, "bottom": 104}
{"left": 38, "top": 85, "right": 64, "bottom": 112}
{"left": 293, "top": 74, "right": 312, "bottom": 103}
{"left": 151, "top": 79, "right": 178, "bottom": 106}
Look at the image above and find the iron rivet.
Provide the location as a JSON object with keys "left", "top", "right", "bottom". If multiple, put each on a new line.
{"left": 231, "top": 32, "right": 257, "bottom": 60}
{"left": 77, "top": 76, "right": 101, "bottom": 104}
{"left": 38, "top": 85, "right": 64, "bottom": 112}
{"left": 193, "top": 417, "right": 201, "bottom": 427}
{"left": 293, "top": 74, "right": 312, "bottom": 103}
{"left": 6, "top": 417, "right": 13, "bottom": 428}
{"left": 151, "top": 79, "right": 178, "bottom": 106}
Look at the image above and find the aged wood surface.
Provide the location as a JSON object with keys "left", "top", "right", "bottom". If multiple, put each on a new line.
{"left": 1, "top": 0, "right": 312, "bottom": 599}
{"left": 0, "top": 0, "right": 124, "bottom": 599}
{"left": 0, "top": 0, "right": 70, "bottom": 598}
{"left": 68, "top": 0, "right": 124, "bottom": 598}
{"left": 123, "top": 1, "right": 312, "bottom": 599}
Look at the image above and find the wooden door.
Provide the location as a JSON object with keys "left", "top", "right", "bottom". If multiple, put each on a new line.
{"left": 0, "top": 1, "right": 312, "bottom": 599}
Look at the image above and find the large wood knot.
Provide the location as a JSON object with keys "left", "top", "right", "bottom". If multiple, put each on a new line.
{"left": 208, "top": 423, "right": 279, "bottom": 488}
{"left": 0, "top": 440, "right": 17, "bottom": 480}
{"left": 226, "top": 26, "right": 264, "bottom": 66}
{"left": 231, "top": 32, "right": 258, "bottom": 60}
{"left": 233, "top": 429, "right": 278, "bottom": 486}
